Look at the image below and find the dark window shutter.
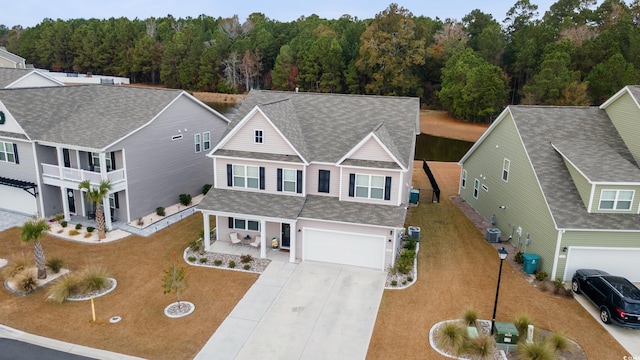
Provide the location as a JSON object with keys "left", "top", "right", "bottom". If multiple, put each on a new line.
{"left": 228, "top": 217, "right": 234, "bottom": 229}
{"left": 227, "top": 164, "right": 233, "bottom": 187}
{"left": 12, "top": 143, "right": 19, "bottom": 164}
{"left": 296, "top": 170, "right": 303, "bottom": 193}
{"left": 277, "top": 168, "right": 282, "bottom": 192}
{"left": 110, "top": 152, "right": 116, "bottom": 170}
{"left": 63, "top": 149, "right": 70, "bottom": 167}
{"left": 259, "top": 167, "right": 265, "bottom": 190}
{"left": 349, "top": 173, "right": 355, "bottom": 197}
{"left": 384, "top": 176, "right": 392, "bottom": 200}
{"left": 88, "top": 152, "right": 93, "bottom": 170}
{"left": 114, "top": 193, "right": 120, "bottom": 208}
{"left": 318, "top": 170, "right": 330, "bottom": 193}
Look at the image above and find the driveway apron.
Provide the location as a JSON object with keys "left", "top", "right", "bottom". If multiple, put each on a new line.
{"left": 197, "top": 261, "right": 386, "bottom": 360}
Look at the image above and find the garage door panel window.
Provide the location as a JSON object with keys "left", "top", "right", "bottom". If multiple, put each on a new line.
{"left": 349, "top": 173, "right": 391, "bottom": 200}
{"left": 599, "top": 190, "right": 633, "bottom": 210}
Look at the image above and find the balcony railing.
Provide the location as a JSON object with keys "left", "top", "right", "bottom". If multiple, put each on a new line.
{"left": 41, "top": 164, "right": 125, "bottom": 185}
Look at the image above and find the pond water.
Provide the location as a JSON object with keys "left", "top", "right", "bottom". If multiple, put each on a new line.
{"left": 206, "top": 102, "right": 473, "bottom": 162}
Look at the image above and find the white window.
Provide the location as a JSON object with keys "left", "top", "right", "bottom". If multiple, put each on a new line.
{"left": 283, "top": 169, "right": 297, "bottom": 192}
{"left": 355, "top": 174, "right": 385, "bottom": 199}
{"left": 254, "top": 129, "right": 263, "bottom": 144}
{"left": 91, "top": 152, "right": 113, "bottom": 171}
{"left": 502, "top": 158, "right": 510, "bottom": 182}
{"left": 473, "top": 179, "right": 479, "bottom": 199}
{"left": 203, "top": 132, "right": 211, "bottom": 150}
{"left": 461, "top": 170, "right": 467, "bottom": 188}
{"left": 599, "top": 190, "right": 634, "bottom": 210}
{"left": 232, "top": 218, "right": 260, "bottom": 231}
{"left": 0, "top": 141, "right": 16, "bottom": 163}
{"left": 233, "top": 165, "right": 259, "bottom": 189}
{"left": 195, "top": 133, "right": 201, "bottom": 153}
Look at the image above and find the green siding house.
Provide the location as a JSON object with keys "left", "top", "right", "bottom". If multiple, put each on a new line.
{"left": 458, "top": 86, "right": 640, "bottom": 282}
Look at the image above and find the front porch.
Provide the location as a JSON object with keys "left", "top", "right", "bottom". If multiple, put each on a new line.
{"left": 208, "top": 237, "right": 292, "bottom": 263}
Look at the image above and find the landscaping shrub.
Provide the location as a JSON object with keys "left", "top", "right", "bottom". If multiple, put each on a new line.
{"left": 243, "top": 264, "right": 251, "bottom": 270}
{"left": 187, "top": 256, "right": 196, "bottom": 262}
{"left": 395, "top": 249, "right": 415, "bottom": 274}
{"left": 535, "top": 271, "right": 548, "bottom": 281}
{"left": 199, "top": 258, "right": 207, "bottom": 264}
{"left": 68, "top": 229, "right": 79, "bottom": 236}
{"left": 179, "top": 193, "right": 192, "bottom": 206}
{"left": 213, "top": 259, "right": 222, "bottom": 266}
{"left": 46, "top": 257, "right": 64, "bottom": 273}
{"left": 17, "top": 271, "right": 38, "bottom": 292}
{"left": 464, "top": 334, "right": 495, "bottom": 358}
{"left": 156, "top": 207, "right": 165, "bottom": 216}
{"left": 553, "top": 279, "right": 565, "bottom": 294}
{"left": 84, "top": 233, "right": 92, "bottom": 238}
{"left": 240, "top": 254, "right": 253, "bottom": 263}
{"left": 518, "top": 341, "right": 555, "bottom": 360}
{"left": 60, "top": 221, "right": 68, "bottom": 228}
{"left": 515, "top": 251, "right": 524, "bottom": 264}
{"left": 514, "top": 314, "right": 535, "bottom": 340}
{"left": 403, "top": 238, "right": 417, "bottom": 251}
{"left": 47, "top": 275, "right": 80, "bottom": 304}
{"left": 3, "top": 252, "right": 31, "bottom": 278}
{"left": 545, "top": 331, "right": 570, "bottom": 352}
{"left": 75, "top": 223, "right": 82, "bottom": 230}
{"left": 462, "top": 309, "right": 479, "bottom": 326}
{"left": 202, "top": 184, "right": 212, "bottom": 195}
{"left": 407, "top": 276, "right": 413, "bottom": 282}
{"left": 228, "top": 260, "right": 236, "bottom": 268}
{"left": 79, "top": 265, "right": 111, "bottom": 293}
{"left": 137, "top": 218, "right": 144, "bottom": 226}
{"left": 434, "top": 321, "right": 466, "bottom": 357}
{"left": 390, "top": 280, "right": 397, "bottom": 286}
{"left": 86, "top": 226, "right": 95, "bottom": 233}
{"left": 402, "top": 280, "right": 407, "bottom": 285}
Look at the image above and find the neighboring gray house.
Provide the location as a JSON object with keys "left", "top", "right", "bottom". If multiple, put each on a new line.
{"left": 0, "top": 68, "right": 65, "bottom": 88}
{"left": 198, "top": 90, "right": 419, "bottom": 270}
{"left": 458, "top": 86, "right": 640, "bottom": 282}
{"left": 0, "top": 47, "right": 26, "bottom": 69}
{"left": 0, "top": 85, "right": 229, "bottom": 230}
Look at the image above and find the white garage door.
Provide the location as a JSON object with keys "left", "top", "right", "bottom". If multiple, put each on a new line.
{"left": 0, "top": 185, "right": 37, "bottom": 215}
{"left": 303, "top": 228, "right": 385, "bottom": 270}
{"left": 564, "top": 247, "right": 640, "bottom": 282}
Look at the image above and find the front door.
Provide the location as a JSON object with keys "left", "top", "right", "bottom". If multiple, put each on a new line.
{"left": 67, "top": 189, "right": 76, "bottom": 213}
{"left": 281, "top": 223, "right": 291, "bottom": 249}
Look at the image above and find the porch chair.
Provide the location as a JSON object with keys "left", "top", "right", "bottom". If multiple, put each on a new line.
{"left": 250, "top": 235, "right": 261, "bottom": 249}
{"left": 229, "top": 232, "right": 241, "bottom": 247}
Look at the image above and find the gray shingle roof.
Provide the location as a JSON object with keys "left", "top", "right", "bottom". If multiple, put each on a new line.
{"left": 226, "top": 90, "right": 418, "bottom": 167}
{"left": 0, "top": 85, "right": 184, "bottom": 149}
{"left": 198, "top": 188, "right": 406, "bottom": 228}
{"left": 509, "top": 105, "right": 640, "bottom": 230}
{"left": 0, "top": 68, "right": 34, "bottom": 88}
{"left": 0, "top": 47, "right": 25, "bottom": 64}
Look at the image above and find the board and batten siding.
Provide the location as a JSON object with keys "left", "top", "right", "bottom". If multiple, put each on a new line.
{"left": 555, "top": 230, "right": 640, "bottom": 280}
{"left": 591, "top": 184, "right": 640, "bottom": 213}
{"left": 562, "top": 158, "right": 591, "bottom": 210}
{"left": 306, "top": 163, "right": 340, "bottom": 197}
{"left": 296, "top": 218, "right": 394, "bottom": 269}
{"left": 339, "top": 167, "right": 402, "bottom": 205}
{"left": 460, "top": 112, "right": 559, "bottom": 275}
{"left": 214, "top": 157, "right": 305, "bottom": 195}
{"left": 603, "top": 91, "right": 640, "bottom": 166}
{"left": 349, "top": 137, "right": 395, "bottom": 162}
{"left": 114, "top": 95, "right": 228, "bottom": 220}
{"left": 222, "top": 111, "right": 297, "bottom": 156}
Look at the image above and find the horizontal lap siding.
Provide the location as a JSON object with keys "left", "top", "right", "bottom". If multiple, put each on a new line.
{"left": 306, "top": 163, "right": 340, "bottom": 197}
{"left": 214, "top": 158, "right": 304, "bottom": 195}
{"left": 1, "top": 139, "right": 37, "bottom": 182}
{"left": 223, "top": 111, "right": 297, "bottom": 156}
{"left": 562, "top": 159, "right": 591, "bottom": 209}
{"left": 460, "top": 114, "right": 558, "bottom": 275}
{"left": 604, "top": 92, "right": 640, "bottom": 166}
{"left": 340, "top": 167, "right": 402, "bottom": 205}
{"left": 592, "top": 184, "right": 640, "bottom": 214}
{"left": 117, "top": 96, "right": 228, "bottom": 219}
{"left": 350, "top": 137, "right": 395, "bottom": 162}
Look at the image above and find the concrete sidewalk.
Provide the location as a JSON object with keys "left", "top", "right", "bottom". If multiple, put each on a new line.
{"left": 195, "top": 261, "right": 386, "bottom": 360}
{"left": 0, "top": 324, "right": 144, "bottom": 360}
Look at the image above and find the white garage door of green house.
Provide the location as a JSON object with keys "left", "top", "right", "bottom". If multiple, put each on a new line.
{"left": 564, "top": 246, "right": 640, "bottom": 282}
{"left": 303, "top": 228, "right": 386, "bottom": 270}
{"left": 0, "top": 185, "right": 37, "bottom": 215}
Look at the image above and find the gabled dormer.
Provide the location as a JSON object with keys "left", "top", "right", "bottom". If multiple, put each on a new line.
{"left": 553, "top": 140, "right": 640, "bottom": 214}
{"left": 600, "top": 86, "right": 640, "bottom": 166}
{"left": 338, "top": 123, "right": 405, "bottom": 171}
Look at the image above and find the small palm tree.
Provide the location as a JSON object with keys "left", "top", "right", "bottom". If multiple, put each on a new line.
{"left": 21, "top": 218, "right": 50, "bottom": 279}
{"left": 79, "top": 180, "right": 112, "bottom": 240}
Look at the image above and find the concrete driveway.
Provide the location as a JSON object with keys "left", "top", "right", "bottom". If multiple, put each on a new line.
{"left": 574, "top": 295, "right": 640, "bottom": 356}
{"left": 196, "top": 261, "right": 386, "bottom": 360}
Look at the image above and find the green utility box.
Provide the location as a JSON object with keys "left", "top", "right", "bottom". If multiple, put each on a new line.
{"left": 494, "top": 322, "right": 519, "bottom": 344}
{"left": 522, "top": 253, "right": 541, "bottom": 274}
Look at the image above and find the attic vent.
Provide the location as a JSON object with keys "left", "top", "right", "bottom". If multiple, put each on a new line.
{"left": 171, "top": 135, "right": 183, "bottom": 141}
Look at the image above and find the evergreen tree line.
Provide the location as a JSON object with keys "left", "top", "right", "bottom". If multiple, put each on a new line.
{"left": 2, "top": 0, "right": 640, "bottom": 123}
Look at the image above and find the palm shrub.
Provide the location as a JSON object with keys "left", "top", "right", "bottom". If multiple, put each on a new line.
{"left": 47, "top": 274, "right": 80, "bottom": 304}
{"left": 435, "top": 321, "right": 467, "bottom": 356}
{"left": 78, "top": 180, "right": 112, "bottom": 240}
{"left": 46, "top": 257, "right": 64, "bottom": 273}
{"left": 518, "top": 341, "right": 555, "bottom": 360}
{"left": 21, "top": 218, "right": 50, "bottom": 279}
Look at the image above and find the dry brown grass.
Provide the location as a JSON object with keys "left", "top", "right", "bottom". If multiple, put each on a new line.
{"left": 366, "top": 162, "right": 630, "bottom": 360}
{"left": 0, "top": 215, "right": 257, "bottom": 360}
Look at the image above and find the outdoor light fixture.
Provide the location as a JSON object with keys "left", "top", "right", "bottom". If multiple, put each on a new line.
{"left": 499, "top": 205, "right": 507, "bottom": 209}
{"left": 491, "top": 247, "right": 509, "bottom": 335}
{"left": 562, "top": 247, "right": 568, "bottom": 252}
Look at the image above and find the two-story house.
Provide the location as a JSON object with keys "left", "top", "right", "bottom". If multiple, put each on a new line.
{"left": 0, "top": 47, "right": 26, "bottom": 69}
{"left": 198, "top": 90, "right": 419, "bottom": 270}
{"left": 0, "top": 85, "right": 229, "bottom": 230}
{"left": 459, "top": 85, "right": 640, "bottom": 282}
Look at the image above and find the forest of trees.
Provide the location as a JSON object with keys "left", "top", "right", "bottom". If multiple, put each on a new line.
{"left": 2, "top": 0, "right": 640, "bottom": 123}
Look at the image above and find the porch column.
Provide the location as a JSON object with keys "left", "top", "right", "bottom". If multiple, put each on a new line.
{"left": 203, "top": 212, "right": 211, "bottom": 252}
{"left": 289, "top": 220, "right": 297, "bottom": 263}
{"left": 103, "top": 197, "right": 112, "bottom": 231}
{"left": 98, "top": 152, "right": 107, "bottom": 178}
{"left": 56, "top": 146, "right": 64, "bottom": 179}
{"left": 60, "top": 187, "right": 70, "bottom": 221}
{"left": 260, "top": 219, "right": 266, "bottom": 259}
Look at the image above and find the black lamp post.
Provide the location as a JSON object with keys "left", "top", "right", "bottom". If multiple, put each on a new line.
{"left": 491, "top": 247, "right": 509, "bottom": 335}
